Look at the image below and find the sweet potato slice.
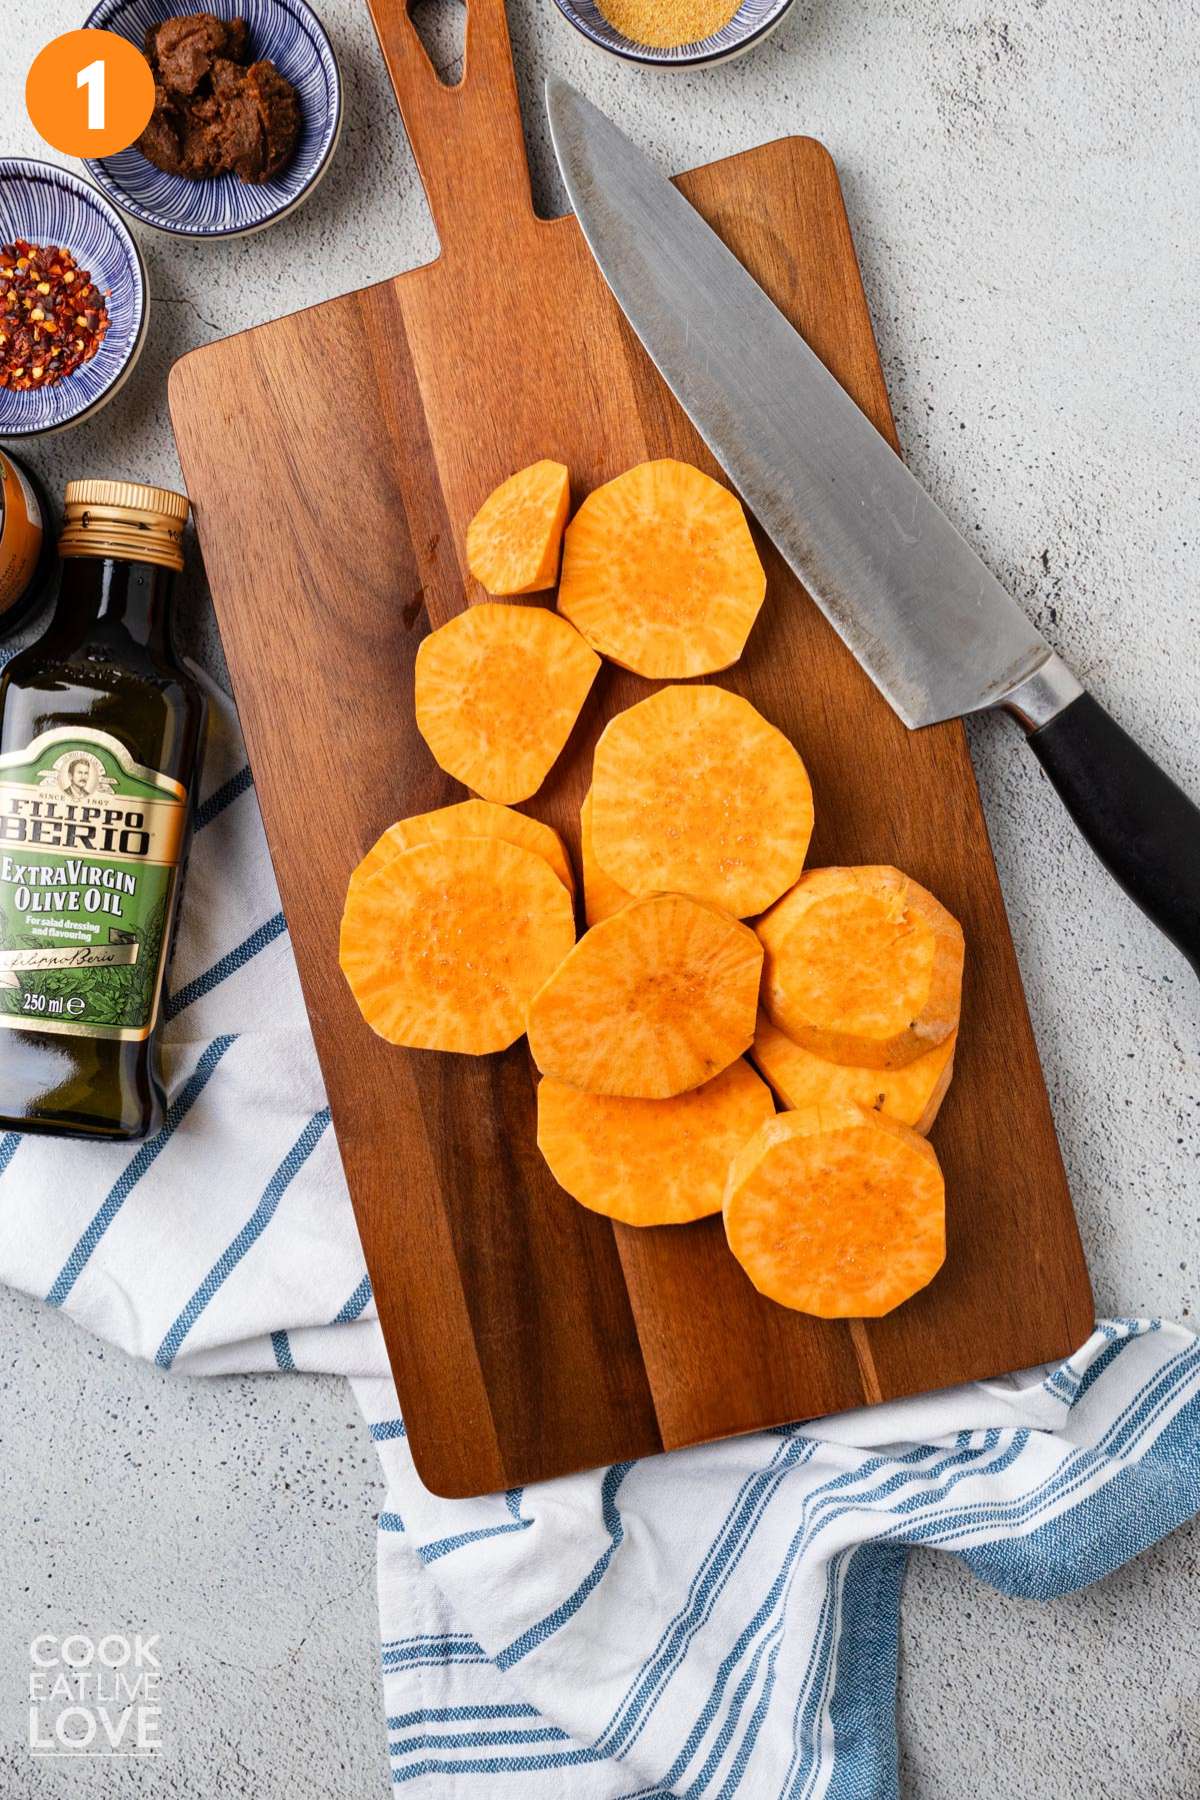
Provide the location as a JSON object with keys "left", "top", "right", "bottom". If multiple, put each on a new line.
{"left": 466, "top": 460, "right": 570, "bottom": 595}
{"left": 580, "top": 787, "right": 631, "bottom": 926}
{"left": 757, "top": 866, "right": 964, "bottom": 1069}
{"left": 723, "top": 1103, "right": 946, "bottom": 1317}
{"left": 340, "top": 838, "right": 574, "bottom": 1054}
{"left": 351, "top": 799, "right": 574, "bottom": 901}
{"left": 527, "top": 892, "right": 762, "bottom": 1098}
{"left": 558, "top": 460, "right": 766, "bottom": 678}
{"left": 415, "top": 603, "right": 600, "bottom": 804}
{"left": 590, "top": 685, "right": 813, "bottom": 917}
{"left": 537, "top": 1059, "right": 775, "bottom": 1226}
{"left": 751, "top": 1013, "right": 956, "bottom": 1135}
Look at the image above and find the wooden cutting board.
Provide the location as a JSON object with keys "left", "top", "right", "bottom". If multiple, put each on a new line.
{"left": 169, "top": 0, "right": 1093, "bottom": 1496}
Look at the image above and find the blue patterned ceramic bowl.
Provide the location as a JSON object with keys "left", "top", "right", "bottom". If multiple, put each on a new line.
{"left": 82, "top": 0, "right": 342, "bottom": 238}
{"left": 550, "top": 0, "right": 793, "bottom": 65}
{"left": 0, "top": 159, "right": 148, "bottom": 437}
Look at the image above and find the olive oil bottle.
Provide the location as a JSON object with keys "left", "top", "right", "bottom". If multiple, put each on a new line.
{"left": 0, "top": 480, "right": 205, "bottom": 1139}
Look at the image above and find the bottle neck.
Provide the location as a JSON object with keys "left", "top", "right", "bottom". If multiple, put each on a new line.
{"left": 53, "top": 555, "right": 176, "bottom": 653}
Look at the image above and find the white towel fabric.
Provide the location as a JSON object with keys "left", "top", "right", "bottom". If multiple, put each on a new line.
{"left": 3, "top": 678, "right": 1199, "bottom": 1799}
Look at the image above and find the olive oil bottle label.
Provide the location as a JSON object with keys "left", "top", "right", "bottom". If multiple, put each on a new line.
{"left": 0, "top": 728, "right": 186, "bottom": 1041}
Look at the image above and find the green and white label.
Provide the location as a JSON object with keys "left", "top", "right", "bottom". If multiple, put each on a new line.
{"left": 0, "top": 727, "right": 186, "bottom": 1041}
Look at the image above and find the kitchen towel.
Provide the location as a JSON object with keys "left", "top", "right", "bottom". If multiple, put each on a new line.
{"left": 2, "top": 677, "right": 1199, "bottom": 1799}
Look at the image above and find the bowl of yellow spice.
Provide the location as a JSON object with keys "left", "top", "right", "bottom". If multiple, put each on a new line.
{"left": 550, "top": 0, "right": 791, "bottom": 66}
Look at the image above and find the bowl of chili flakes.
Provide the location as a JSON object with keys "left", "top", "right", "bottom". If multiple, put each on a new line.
{"left": 0, "top": 160, "right": 148, "bottom": 437}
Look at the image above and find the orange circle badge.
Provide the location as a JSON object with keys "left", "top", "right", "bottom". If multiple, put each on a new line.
{"left": 26, "top": 29, "right": 155, "bottom": 160}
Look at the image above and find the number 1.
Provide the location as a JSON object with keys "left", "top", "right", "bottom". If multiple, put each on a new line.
{"left": 77, "top": 57, "right": 106, "bottom": 131}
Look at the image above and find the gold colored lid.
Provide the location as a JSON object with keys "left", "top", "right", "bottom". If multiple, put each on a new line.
{"left": 59, "top": 479, "right": 189, "bottom": 573}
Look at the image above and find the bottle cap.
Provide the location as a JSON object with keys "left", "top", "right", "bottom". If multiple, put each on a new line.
{"left": 59, "top": 479, "right": 189, "bottom": 573}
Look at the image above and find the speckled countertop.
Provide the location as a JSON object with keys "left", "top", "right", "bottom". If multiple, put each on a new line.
{"left": 2, "top": 0, "right": 1198, "bottom": 1794}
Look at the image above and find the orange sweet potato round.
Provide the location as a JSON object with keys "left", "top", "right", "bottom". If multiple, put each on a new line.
{"left": 723, "top": 1103, "right": 946, "bottom": 1317}
{"left": 537, "top": 1059, "right": 775, "bottom": 1226}
{"left": 756, "top": 866, "right": 964, "bottom": 1069}
{"left": 751, "top": 1013, "right": 956, "bottom": 1136}
{"left": 558, "top": 459, "right": 766, "bottom": 678}
{"left": 415, "top": 603, "right": 600, "bottom": 804}
{"left": 590, "top": 685, "right": 813, "bottom": 918}
{"left": 350, "top": 799, "right": 574, "bottom": 902}
{"left": 466, "top": 460, "right": 570, "bottom": 595}
{"left": 527, "top": 892, "right": 763, "bottom": 1098}
{"left": 340, "top": 837, "right": 575, "bottom": 1054}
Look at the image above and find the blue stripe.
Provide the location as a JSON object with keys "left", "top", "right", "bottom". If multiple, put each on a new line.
{"left": 790, "top": 1554, "right": 852, "bottom": 1800}
{"left": 165, "top": 911, "right": 286, "bottom": 1020}
{"left": 370, "top": 1418, "right": 407, "bottom": 1441}
{"left": 271, "top": 1330, "right": 295, "bottom": 1372}
{"left": 418, "top": 1516, "right": 533, "bottom": 1564}
{"left": 379, "top": 1512, "right": 405, "bottom": 1533}
{"left": 417, "top": 1486, "right": 528, "bottom": 1564}
{"left": 383, "top": 1634, "right": 468, "bottom": 1648}
{"left": 153, "top": 1108, "right": 330, "bottom": 1367}
{"left": 392, "top": 1748, "right": 603, "bottom": 1784}
{"left": 383, "top": 1642, "right": 485, "bottom": 1668}
{"left": 385, "top": 1656, "right": 488, "bottom": 1675}
{"left": 194, "top": 762, "right": 253, "bottom": 829}
{"left": 333, "top": 1272, "right": 373, "bottom": 1323}
{"left": 386, "top": 1706, "right": 538, "bottom": 1730}
{"left": 46, "top": 1035, "right": 236, "bottom": 1308}
{"left": 390, "top": 1727, "right": 568, "bottom": 1755}
{"left": 822, "top": 1545, "right": 906, "bottom": 1800}
{"left": 715, "top": 1595, "right": 792, "bottom": 1799}
{"left": 496, "top": 1462, "right": 632, "bottom": 1670}
{"left": 0, "top": 1131, "right": 22, "bottom": 1178}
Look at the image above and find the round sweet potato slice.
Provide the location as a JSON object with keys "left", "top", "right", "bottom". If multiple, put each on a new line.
{"left": 415, "top": 603, "right": 600, "bottom": 804}
{"left": 723, "top": 1103, "right": 946, "bottom": 1317}
{"left": 558, "top": 459, "right": 766, "bottom": 678}
{"left": 466, "top": 460, "right": 570, "bottom": 595}
{"left": 590, "top": 685, "right": 813, "bottom": 918}
{"left": 340, "top": 837, "right": 575, "bottom": 1054}
{"left": 351, "top": 800, "right": 574, "bottom": 902}
{"left": 527, "top": 892, "right": 762, "bottom": 1098}
{"left": 757, "top": 866, "right": 964, "bottom": 1069}
{"left": 537, "top": 1059, "right": 775, "bottom": 1226}
{"left": 751, "top": 1013, "right": 956, "bottom": 1135}
{"left": 580, "top": 787, "right": 631, "bottom": 926}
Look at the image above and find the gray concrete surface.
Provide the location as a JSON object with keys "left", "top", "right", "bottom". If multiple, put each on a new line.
{"left": 2, "top": 0, "right": 1199, "bottom": 1793}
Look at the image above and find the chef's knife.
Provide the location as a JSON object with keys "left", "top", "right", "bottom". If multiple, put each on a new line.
{"left": 546, "top": 76, "right": 1200, "bottom": 977}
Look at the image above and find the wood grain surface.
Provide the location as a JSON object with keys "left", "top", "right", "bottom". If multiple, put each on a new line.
{"left": 168, "top": 0, "right": 1093, "bottom": 1496}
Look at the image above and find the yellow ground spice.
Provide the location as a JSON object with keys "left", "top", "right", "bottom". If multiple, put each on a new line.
{"left": 596, "top": 0, "right": 742, "bottom": 48}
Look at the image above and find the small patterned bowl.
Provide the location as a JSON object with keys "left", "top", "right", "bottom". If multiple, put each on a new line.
{"left": 0, "top": 159, "right": 148, "bottom": 438}
{"left": 82, "top": 0, "right": 342, "bottom": 239}
{"left": 549, "top": 0, "right": 793, "bottom": 67}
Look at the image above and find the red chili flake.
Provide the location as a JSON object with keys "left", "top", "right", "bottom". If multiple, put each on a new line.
{"left": 0, "top": 240, "right": 110, "bottom": 392}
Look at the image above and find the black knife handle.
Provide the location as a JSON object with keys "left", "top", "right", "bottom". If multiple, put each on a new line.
{"left": 1027, "top": 691, "right": 1200, "bottom": 974}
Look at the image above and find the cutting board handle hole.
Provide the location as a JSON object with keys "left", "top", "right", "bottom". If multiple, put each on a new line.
{"left": 407, "top": 0, "right": 466, "bottom": 88}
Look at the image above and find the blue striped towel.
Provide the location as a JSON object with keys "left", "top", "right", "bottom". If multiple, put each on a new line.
{"left": 3, "top": 675, "right": 1199, "bottom": 1797}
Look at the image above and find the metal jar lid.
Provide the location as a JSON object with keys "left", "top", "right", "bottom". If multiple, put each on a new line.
{"left": 58, "top": 478, "right": 189, "bottom": 573}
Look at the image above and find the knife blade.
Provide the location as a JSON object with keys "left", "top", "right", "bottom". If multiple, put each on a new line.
{"left": 547, "top": 76, "right": 1200, "bottom": 976}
